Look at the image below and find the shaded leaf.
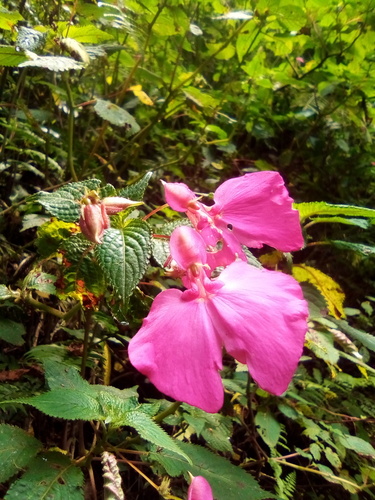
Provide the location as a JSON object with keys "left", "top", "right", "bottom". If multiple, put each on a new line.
{"left": 329, "top": 240, "right": 375, "bottom": 257}
{"left": 0, "top": 318, "right": 26, "bottom": 346}
{"left": 5, "top": 452, "right": 84, "bottom": 500}
{"left": 19, "top": 52, "right": 85, "bottom": 71}
{"left": 337, "top": 434, "right": 375, "bottom": 458}
{"left": 24, "top": 271, "right": 57, "bottom": 295}
{"left": 0, "top": 424, "right": 42, "bottom": 483}
{"left": 94, "top": 99, "right": 140, "bottom": 135}
{"left": 255, "top": 409, "right": 281, "bottom": 448}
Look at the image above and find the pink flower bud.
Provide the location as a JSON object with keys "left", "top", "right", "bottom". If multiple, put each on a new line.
{"left": 187, "top": 476, "right": 213, "bottom": 500}
{"left": 79, "top": 202, "right": 110, "bottom": 244}
{"left": 162, "top": 181, "right": 197, "bottom": 212}
{"left": 102, "top": 196, "right": 142, "bottom": 215}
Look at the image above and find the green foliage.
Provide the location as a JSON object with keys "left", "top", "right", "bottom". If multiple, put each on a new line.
{"left": 0, "top": 425, "right": 42, "bottom": 483}
{"left": 149, "top": 441, "right": 275, "bottom": 500}
{"left": 95, "top": 221, "right": 152, "bottom": 302}
{"left": 5, "top": 452, "right": 84, "bottom": 500}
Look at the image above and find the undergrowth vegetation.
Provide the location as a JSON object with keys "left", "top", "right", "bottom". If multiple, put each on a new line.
{"left": 0, "top": 0, "right": 375, "bottom": 498}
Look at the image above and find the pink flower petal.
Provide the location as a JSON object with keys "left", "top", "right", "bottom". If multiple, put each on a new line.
{"left": 213, "top": 171, "right": 304, "bottom": 251}
{"left": 162, "top": 181, "right": 197, "bottom": 212}
{"left": 208, "top": 262, "right": 308, "bottom": 395}
{"left": 128, "top": 288, "right": 224, "bottom": 413}
{"left": 170, "top": 226, "right": 207, "bottom": 269}
{"left": 187, "top": 476, "right": 214, "bottom": 500}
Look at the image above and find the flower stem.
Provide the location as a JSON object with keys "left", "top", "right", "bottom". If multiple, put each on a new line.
{"left": 153, "top": 401, "right": 181, "bottom": 423}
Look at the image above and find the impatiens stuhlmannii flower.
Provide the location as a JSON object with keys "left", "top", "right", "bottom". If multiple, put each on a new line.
{"left": 79, "top": 193, "right": 142, "bottom": 244}
{"left": 162, "top": 171, "right": 304, "bottom": 267}
{"left": 128, "top": 226, "right": 308, "bottom": 413}
{"left": 187, "top": 475, "right": 213, "bottom": 500}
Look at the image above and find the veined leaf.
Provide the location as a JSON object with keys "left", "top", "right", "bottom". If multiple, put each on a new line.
{"left": 0, "top": 284, "right": 13, "bottom": 300}
{"left": 148, "top": 442, "right": 274, "bottom": 500}
{"left": 122, "top": 411, "right": 191, "bottom": 463}
{"left": 337, "top": 434, "right": 375, "bottom": 458}
{"left": 5, "top": 452, "right": 84, "bottom": 500}
{"left": 37, "top": 179, "right": 101, "bottom": 221}
{"left": 0, "top": 424, "right": 42, "bottom": 483}
{"left": 292, "top": 265, "right": 345, "bottom": 319}
{"left": 0, "top": 10, "right": 24, "bottom": 31}
{"left": 305, "top": 217, "right": 370, "bottom": 229}
{"left": 294, "top": 201, "right": 375, "bottom": 223}
{"left": 255, "top": 408, "right": 281, "bottom": 448}
{"left": 19, "top": 53, "right": 85, "bottom": 72}
{"left": 94, "top": 99, "right": 140, "bottom": 135}
{"left": 118, "top": 172, "right": 153, "bottom": 201}
{"left": 23, "top": 271, "right": 57, "bottom": 295}
{"left": 329, "top": 240, "right": 375, "bottom": 257}
{"left": 95, "top": 221, "right": 152, "bottom": 301}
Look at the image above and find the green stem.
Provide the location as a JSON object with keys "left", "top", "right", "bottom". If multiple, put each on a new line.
{"left": 81, "top": 309, "right": 93, "bottom": 377}
{"left": 25, "top": 294, "right": 81, "bottom": 320}
{"left": 64, "top": 75, "right": 79, "bottom": 182}
{"left": 153, "top": 401, "right": 181, "bottom": 423}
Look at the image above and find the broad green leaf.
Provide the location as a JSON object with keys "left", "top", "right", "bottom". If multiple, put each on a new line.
{"left": 294, "top": 202, "right": 375, "bottom": 223}
{"left": 5, "top": 452, "right": 84, "bottom": 500}
{"left": 0, "top": 10, "right": 24, "bottom": 31}
{"left": 23, "top": 271, "right": 57, "bottom": 295}
{"left": 15, "top": 388, "right": 103, "bottom": 420}
{"left": 43, "top": 361, "right": 91, "bottom": 392}
{"left": 121, "top": 411, "right": 191, "bottom": 462}
{"left": 95, "top": 221, "right": 152, "bottom": 301}
{"left": 0, "top": 318, "right": 26, "bottom": 345}
{"left": 0, "top": 424, "right": 42, "bottom": 483}
{"left": 149, "top": 442, "right": 274, "bottom": 500}
{"left": 94, "top": 99, "right": 140, "bottom": 135}
{"left": 37, "top": 179, "right": 101, "bottom": 221}
{"left": 337, "top": 435, "right": 375, "bottom": 458}
{"left": 255, "top": 408, "right": 281, "bottom": 448}
{"left": 0, "top": 45, "right": 28, "bottom": 66}
{"left": 305, "top": 217, "right": 370, "bottom": 229}
{"left": 329, "top": 240, "right": 375, "bottom": 257}
{"left": 292, "top": 265, "right": 345, "bottom": 319}
{"left": 118, "top": 172, "right": 153, "bottom": 201}
{"left": 61, "top": 24, "right": 114, "bottom": 43}
{"left": 36, "top": 219, "right": 77, "bottom": 258}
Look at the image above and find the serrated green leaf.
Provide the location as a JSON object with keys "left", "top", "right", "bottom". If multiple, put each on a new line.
{"left": 38, "top": 179, "right": 101, "bottom": 222}
{"left": 0, "top": 45, "right": 28, "bottom": 66}
{"left": 0, "top": 318, "right": 26, "bottom": 345}
{"left": 24, "top": 271, "right": 57, "bottom": 295}
{"left": 62, "top": 24, "right": 114, "bottom": 43}
{"left": 306, "top": 217, "right": 370, "bottom": 229}
{"left": 119, "top": 172, "right": 153, "bottom": 201}
{"left": 0, "top": 424, "right": 42, "bottom": 483}
{"left": 152, "top": 219, "right": 191, "bottom": 266}
{"left": 329, "top": 240, "right": 375, "bottom": 257}
{"left": 95, "top": 221, "right": 151, "bottom": 301}
{"left": 43, "top": 361, "right": 91, "bottom": 392}
{"left": 122, "top": 411, "right": 191, "bottom": 462}
{"left": 15, "top": 388, "right": 103, "bottom": 420}
{"left": 94, "top": 99, "right": 140, "bottom": 135}
{"left": 4, "top": 452, "right": 84, "bottom": 500}
{"left": 306, "top": 329, "right": 340, "bottom": 364}
{"left": 149, "top": 442, "right": 274, "bottom": 500}
{"left": 255, "top": 408, "right": 281, "bottom": 448}
{"left": 295, "top": 202, "right": 375, "bottom": 223}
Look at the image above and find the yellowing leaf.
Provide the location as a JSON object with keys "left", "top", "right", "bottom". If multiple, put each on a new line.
{"left": 292, "top": 264, "right": 346, "bottom": 319}
{"left": 103, "top": 343, "right": 111, "bottom": 386}
{"left": 129, "top": 85, "right": 154, "bottom": 106}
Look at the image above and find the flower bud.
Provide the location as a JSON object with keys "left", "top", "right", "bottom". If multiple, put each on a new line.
{"left": 79, "top": 202, "right": 110, "bottom": 244}
{"left": 187, "top": 476, "right": 213, "bottom": 500}
{"left": 162, "top": 181, "right": 196, "bottom": 212}
{"left": 102, "top": 196, "right": 142, "bottom": 215}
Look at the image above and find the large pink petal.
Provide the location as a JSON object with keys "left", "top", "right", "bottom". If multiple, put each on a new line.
{"left": 208, "top": 262, "right": 308, "bottom": 395}
{"left": 187, "top": 476, "right": 214, "bottom": 500}
{"left": 213, "top": 171, "right": 304, "bottom": 251}
{"left": 170, "top": 226, "right": 207, "bottom": 269}
{"left": 128, "top": 288, "right": 224, "bottom": 413}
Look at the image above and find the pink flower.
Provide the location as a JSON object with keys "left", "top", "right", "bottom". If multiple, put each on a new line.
{"left": 128, "top": 226, "right": 308, "bottom": 413}
{"left": 79, "top": 202, "right": 110, "bottom": 244}
{"left": 187, "top": 476, "right": 213, "bottom": 500}
{"left": 162, "top": 172, "right": 304, "bottom": 267}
